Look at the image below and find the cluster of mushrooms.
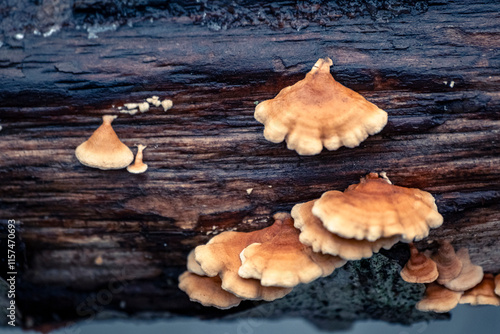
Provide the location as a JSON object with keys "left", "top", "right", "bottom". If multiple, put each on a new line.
{"left": 179, "top": 172, "right": 446, "bottom": 309}
{"left": 178, "top": 57, "right": 498, "bottom": 312}
{"left": 75, "top": 57, "right": 499, "bottom": 313}
{"left": 74, "top": 97, "right": 172, "bottom": 173}
{"left": 402, "top": 241, "right": 500, "bottom": 312}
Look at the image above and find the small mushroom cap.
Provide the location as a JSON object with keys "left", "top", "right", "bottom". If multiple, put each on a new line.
{"left": 238, "top": 214, "right": 346, "bottom": 288}
{"left": 292, "top": 200, "right": 400, "bottom": 260}
{"left": 254, "top": 57, "right": 388, "bottom": 155}
{"left": 161, "top": 99, "right": 173, "bottom": 111}
{"left": 178, "top": 271, "right": 243, "bottom": 309}
{"left": 495, "top": 274, "right": 500, "bottom": 297}
{"left": 432, "top": 240, "right": 463, "bottom": 285}
{"left": 415, "top": 282, "right": 463, "bottom": 313}
{"left": 75, "top": 115, "right": 134, "bottom": 170}
{"left": 459, "top": 274, "right": 500, "bottom": 306}
{"left": 443, "top": 248, "right": 484, "bottom": 291}
{"left": 400, "top": 243, "right": 439, "bottom": 284}
{"left": 312, "top": 173, "right": 443, "bottom": 242}
{"left": 127, "top": 144, "right": 148, "bottom": 174}
{"left": 186, "top": 249, "right": 206, "bottom": 276}
{"left": 193, "top": 218, "right": 292, "bottom": 301}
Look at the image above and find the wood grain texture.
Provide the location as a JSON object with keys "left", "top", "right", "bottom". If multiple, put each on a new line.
{"left": 0, "top": 0, "right": 499, "bottom": 328}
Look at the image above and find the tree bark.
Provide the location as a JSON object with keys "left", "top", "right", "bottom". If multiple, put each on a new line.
{"left": 0, "top": 0, "right": 499, "bottom": 329}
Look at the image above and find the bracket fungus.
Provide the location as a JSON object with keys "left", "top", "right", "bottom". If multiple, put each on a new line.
{"left": 238, "top": 213, "right": 346, "bottom": 288}
{"left": 459, "top": 274, "right": 500, "bottom": 306}
{"left": 415, "top": 283, "right": 463, "bottom": 313}
{"left": 443, "top": 248, "right": 483, "bottom": 292}
{"left": 193, "top": 216, "right": 293, "bottom": 301}
{"left": 178, "top": 271, "right": 243, "bottom": 309}
{"left": 75, "top": 115, "right": 134, "bottom": 170}
{"left": 400, "top": 243, "right": 439, "bottom": 284}
{"left": 292, "top": 199, "right": 399, "bottom": 260}
{"left": 186, "top": 249, "right": 206, "bottom": 277}
{"left": 254, "top": 57, "right": 388, "bottom": 155}
{"left": 127, "top": 144, "right": 148, "bottom": 174}
{"left": 431, "top": 240, "right": 463, "bottom": 285}
{"left": 312, "top": 173, "right": 443, "bottom": 242}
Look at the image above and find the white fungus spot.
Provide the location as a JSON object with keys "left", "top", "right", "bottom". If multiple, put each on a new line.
{"left": 449, "top": 80, "right": 455, "bottom": 88}
{"left": 246, "top": 188, "right": 253, "bottom": 195}
{"left": 161, "top": 99, "right": 173, "bottom": 111}
{"left": 138, "top": 102, "right": 149, "bottom": 113}
{"left": 43, "top": 25, "right": 61, "bottom": 37}
{"left": 124, "top": 103, "right": 138, "bottom": 110}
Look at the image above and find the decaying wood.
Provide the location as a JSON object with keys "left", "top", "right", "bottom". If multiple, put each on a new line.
{"left": 0, "top": 0, "right": 499, "bottom": 329}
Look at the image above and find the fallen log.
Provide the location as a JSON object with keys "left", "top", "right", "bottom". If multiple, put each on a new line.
{"left": 0, "top": 0, "right": 499, "bottom": 329}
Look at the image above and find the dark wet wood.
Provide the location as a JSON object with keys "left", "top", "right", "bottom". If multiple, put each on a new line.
{"left": 0, "top": 0, "right": 499, "bottom": 329}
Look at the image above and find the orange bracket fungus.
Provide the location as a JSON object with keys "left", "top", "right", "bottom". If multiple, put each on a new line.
{"left": 459, "top": 274, "right": 500, "bottom": 306}
{"left": 400, "top": 243, "right": 439, "bottom": 284}
{"left": 292, "top": 199, "right": 399, "bottom": 260}
{"left": 178, "top": 271, "right": 243, "bottom": 309}
{"left": 254, "top": 57, "right": 388, "bottom": 155}
{"left": 443, "top": 248, "right": 483, "bottom": 292}
{"left": 311, "top": 173, "right": 443, "bottom": 242}
{"left": 75, "top": 115, "right": 134, "bottom": 170}
{"left": 127, "top": 144, "right": 148, "bottom": 174}
{"left": 186, "top": 249, "right": 206, "bottom": 276}
{"left": 238, "top": 213, "right": 346, "bottom": 288}
{"left": 431, "top": 240, "right": 463, "bottom": 285}
{"left": 193, "top": 215, "right": 293, "bottom": 301}
{"left": 415, "top": 283, "right": 463, "bottom": 313}
{"left": 178, "top": 250, "right": 243, "bottom": 309}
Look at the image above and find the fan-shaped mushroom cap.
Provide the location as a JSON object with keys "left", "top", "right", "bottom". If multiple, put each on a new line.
{"left": 254, "top": 57, "right": 388, "bottom": 155}
{"left": 495, "top": 274, "right": 500, "bottom": 297}
{"left": 415, "top": 282, "right": 463, "bottom": 313}
{"left": 127, "top": 144, "right": 148, "bottom": 174}
{"left": 400, "top": 243, "right": 439, "bottom": 284}
{"left": 292, "top": 199, "right": 400, "bottom": 260}
{"left": 186, "top": 249, "right": 206, "bottom": 276}
{"left": 75, "top": 115, "right": 134, "bottom": 170}
{"left": 311, "top": 173, "right": 443, "bottom": 242}
{"left": 459, "top": 274, "right": 500, "bottom": 306}
{"left": 193, "top": 216, "right": 293, "bottom": 301}
{"left": 432, "top": 240, "right": 463, "bottom": 285}
{"left": 444, "top": 248, "right": 483, "bottom": 291}
{"left": 238, "top": 213, "right": 346, "bottom": 287}
{"left": 178, "top": 271, "right": 243, "bottom": 309}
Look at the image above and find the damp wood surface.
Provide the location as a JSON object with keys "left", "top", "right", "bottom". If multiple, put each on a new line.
{"left": 0, "top": 0, "right": 500, "bottom": 329}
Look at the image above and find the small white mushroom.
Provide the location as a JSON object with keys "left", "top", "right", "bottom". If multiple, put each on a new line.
{"left": 161, "top": 99, "right": 173, "bottom": 111}
{"left": 138, "top": 102, "right": 150, "bottom": 113}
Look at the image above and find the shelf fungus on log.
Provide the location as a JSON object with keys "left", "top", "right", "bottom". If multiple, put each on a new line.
{"left": 75, "top": 115, "right": 134, "bottom": 170}
{"left": 443, "top": 248, "right": 484, "bottom": 292}
{"left": 431, "top": 240, "right": 463, "bottom": 285}
{"left": 400, "top": 243, "right": 439, "bottom": 284}
{"left": 459, "top": 274, "right": 500, "bottom": 306}
{"left": 178, "top": 271, "right": 243, "bottom": 310}
{"left": 238, "top": 213, "right": 346, "bottom": 288}
{"left": 292, "top": 199, "right": 399, "bottom": 260}
{"left": 416, "top": 283, "right": 463, "bottom": 313}
{"left": 311, "top": 172, "right": 443, "bottom": 242}
{"left": 127, "top": 144, "right": 148, "bottom": 174}
{"left": 254, "top": 57, "right": 388, "bottom": 155}
{"left": 193, "top": 216, "right": 293, "bottom": 301}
